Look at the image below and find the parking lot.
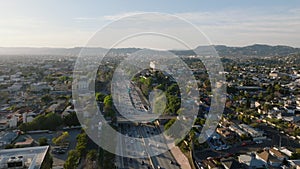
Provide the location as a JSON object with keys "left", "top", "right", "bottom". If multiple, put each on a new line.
{"left": 27, "top": 128, "right": 81, "bottom": 167}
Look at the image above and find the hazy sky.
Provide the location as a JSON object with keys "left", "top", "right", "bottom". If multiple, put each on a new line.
{"left": 0, "top": 0, "right": 299, "bottom": 48}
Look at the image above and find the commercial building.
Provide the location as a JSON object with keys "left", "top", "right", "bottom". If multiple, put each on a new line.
{"left": 0, "top": 146, "right": 50, "bottom": 169}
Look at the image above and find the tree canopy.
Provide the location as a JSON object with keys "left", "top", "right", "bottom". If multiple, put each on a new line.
{"left": 63, "top": 112, "right": 80, "bottom": 127}
{"left": 38, "top": 137, "right": 48, "bottom": 146}
{"left": 52, "top": 131, "right": 69, "bottom": 145}
{"left": 19, "top": 112, "right": 63, "bottom": 131}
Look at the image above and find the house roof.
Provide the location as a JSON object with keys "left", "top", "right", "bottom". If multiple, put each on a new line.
{"left": 203, "top": 159, "right": 218, "bottom": 168}
{"left": 221, "top": 158, "right": 243, "bottom": 169}
{"left": 257, "top": 149, "right": 284, "bottom": 164}
{"left": 257, "top": 151, "right": 269, "bottom": 162}
{"left": 0, "top": 146, "right": 49, "bottom": 169}
{"left": 270, "top": 148, "right": 285, "bottom": 159}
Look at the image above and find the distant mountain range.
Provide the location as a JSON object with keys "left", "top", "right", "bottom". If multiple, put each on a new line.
{"left": 214, "top": 44, "right": 300, "bottom": 56}
{"left": 0, "top": 44, "right": 299, "bottom": 57}
{"left": 173, "top": 44, "right": 300, "bottom": 57}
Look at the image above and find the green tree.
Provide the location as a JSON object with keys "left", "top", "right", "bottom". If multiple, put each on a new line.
{"left": 103, "top": 95, "right": 113, "bottom": 107}
{"left": 19, "top": 112, "right": 63, "bottom": 131}
{"left": 274, "top": 84, "right": 281, "bottom": 91}
{"left": 243, "top": 117, "right": 251, "bottom": 124}
{"left": 76, "top": 132, "right": 87, "bottom": 156}
{"left": 263, "top": 103, "right": 271, "bottom": 111}
{"left": 258, "top": 92, "right": 263, "bottom": 100}
{"left": 63, "top": 112, "right": 80, "bottom": 127}
{"left": 59, "top": 76, "right": 71, "bottom": 82}
{"left": 39, "top": 137, "right": 48, "bottom": 146}
{"left": 103, "top": 95, "right": 115, "bottom": 118}
{"left": 290, "top": 152, "right": 300, "bottom": 159}
{"left": 52, "top": 131, "right": 69, "bottom": 146}
{"left": 164, "top": 119, "right": 176, "bottom": 131}
{"left": 195, "top": 118, "right": 206, "bottom": 126}
{"left": 95, "top": 92, "right": 106, "bottom": 102}
{"left": 86, "top": 150, "right": 97, "bottom": 161}
{"left": 238, "top": 114, "right": 244, "bottom": 121}
{"left": 64, "top": 150, "right": 80, "bottom": 169}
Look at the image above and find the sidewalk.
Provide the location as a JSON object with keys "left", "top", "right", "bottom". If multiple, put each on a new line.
{"left": 159, "top": 125, "right": 192, "bottom": 169}
{"left": 170, "top": 146, "right": 192, "bottom": 169}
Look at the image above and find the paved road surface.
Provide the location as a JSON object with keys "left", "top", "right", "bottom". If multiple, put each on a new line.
{"left": 117, "top": 123, "right": 181, "bottom": 169}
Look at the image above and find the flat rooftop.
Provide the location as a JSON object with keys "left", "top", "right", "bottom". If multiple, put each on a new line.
{"left": 0, "top": 146, "right": 49, "bottom": 169}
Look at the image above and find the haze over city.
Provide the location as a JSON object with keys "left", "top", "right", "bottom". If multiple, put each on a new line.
{"left": 0, "top": 0, "right": 300, "bottom": 48}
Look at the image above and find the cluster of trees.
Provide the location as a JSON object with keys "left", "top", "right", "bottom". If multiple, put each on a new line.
{"left": 52, "top": 131, "right": 69, "bottom": 146}
{"left": 134, "top": 71, "right": 182, "bottom": 115}
{"left": 19, "top": 112, "right": 62, "bottom": 131}
{"left": 164, "top": 119, "right": 176, "bottom": 131}
{"left": 19, "top": 112, "right": 80, "bottom": 132}
{"left": 85, "top": 150, "right": 97, "bottom": 169}
{"left": 63, "top": 112, "right": 80, "bottom": 127}
{"left": 194, "top": 118, "right": 206, "bottom": 126}
{"left": 138, "top": 76, "right": 153, "bottom": 96}
{"left": 291, "top": 152, "right": 300, "bottom": 160}
{"left": 95, "top": 92, "right": 106, "bottom": 102}
{"left": 164, "top": 84, "right": 181, "bottom": 115}
{"left": 64, "top": 132, "right": 88, "bottom": 169}
{"left": 98, "top": 147, "right": 116, "bottom": 169}
{"left": 38, "top": 137, "right": 48, "bottom": 146}
{"left": 103, "top": 95, "right": 115, "bottom": 118}
{"left": 64, "top": 150, "right": 80, "bottom": 169}
{"left": 96, "top": 92, "right": 115, "bottom": 118}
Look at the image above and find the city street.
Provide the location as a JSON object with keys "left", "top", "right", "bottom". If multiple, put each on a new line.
{"left": 116, "top": 123, "right": 181, "bottom": 169}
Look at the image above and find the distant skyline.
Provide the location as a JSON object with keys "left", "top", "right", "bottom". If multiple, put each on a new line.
{"left": 0, "top": 0, "right": 300, "bottom": 48}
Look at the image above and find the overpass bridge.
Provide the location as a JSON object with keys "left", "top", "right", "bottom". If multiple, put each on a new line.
{"left": 116, "top": 114, "right": 177, "bottom": 123}
{"left": 116, "top": 114, "right": 196, "bottom": 123}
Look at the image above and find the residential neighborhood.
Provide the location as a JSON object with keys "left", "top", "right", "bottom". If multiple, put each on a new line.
{"left": 0, "top": 45, "right": 299, "bottom": 169}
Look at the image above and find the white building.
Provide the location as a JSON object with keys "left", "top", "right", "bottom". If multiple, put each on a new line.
{"left": 150, "top": 61, "right": 156, "bottom": 69}
{"left": 239, "top": 124, "right": 264, "bottom": 138}
{"left": 23, "top": 112, "right": 35, "bottom": 123}
{"left": 9, "top": 115, "right": 18, "bottom": 128}
{"left": 229, "top": 124, "right": 247, "bottom": 136}
{"left": 0, "top": 146, "right": 50, "bottom": 169}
